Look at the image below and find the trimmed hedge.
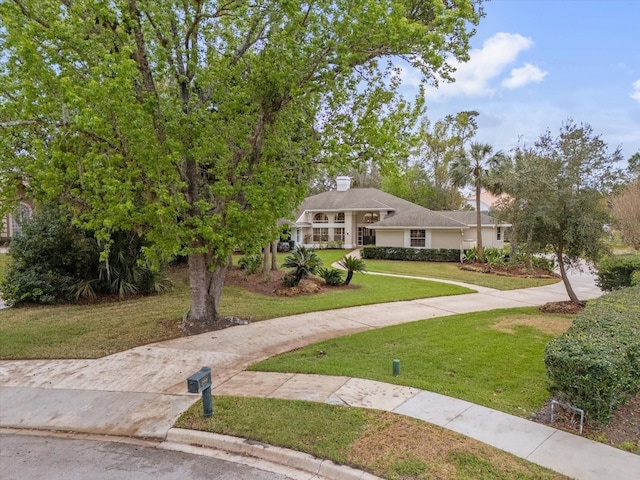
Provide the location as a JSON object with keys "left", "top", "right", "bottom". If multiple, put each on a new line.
{"left": 361, "top": 246, "right": 462, "bottom": 262}
{"left": 596, "top": 254, "right": 640, "bottom": 291}
{"left": 544, "top": 286, "right": 640, "bottom": 427}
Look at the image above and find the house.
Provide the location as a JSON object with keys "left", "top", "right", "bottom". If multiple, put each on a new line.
{"left": 465, "top": 189, "right": 509, "bottom": 212}
{"left": 292, "top": 177, "right": 508, "bottom": 250}
{"left": 1, "top": 201, "right": 33, "bottom": 243}
{"left": 1, "top": 180, "right": 33, "bottom": 243}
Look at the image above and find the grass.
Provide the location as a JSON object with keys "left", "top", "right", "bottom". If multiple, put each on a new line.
{"left": 176, "top": 396, "right": 566, "bottom": 480}
{"left": 250, "top": 307, "right": 574, "bottom": 416}
{"left": 361, "top": 259, "right": 560, "bottom": 290}
{"left": 0, "top": 264, "right": 472, "bottom": 359}
{"left": 220, "top": 273, "right": 472, "bottom": 322}
{"left": 0, "top": 253, "right": 10, "bottom": 282}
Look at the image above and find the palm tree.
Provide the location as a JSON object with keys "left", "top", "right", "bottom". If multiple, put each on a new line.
{"left": 282, "top": 246, "right": 322, "bottom": 286}
{"left": 338, "top": 255, "right": 366, "bottom": 285}
{"left": 450, "top": 142, "right": 505, "bottom": 262}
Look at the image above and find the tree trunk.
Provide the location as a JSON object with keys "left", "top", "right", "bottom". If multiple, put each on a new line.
{"left": 556, "top": 249, "right": 580, "bottom": 305}
{"left": 185, "top": 250, "right": 228, "bottom": 327}
{"left": 475, "top": 181, "right": 484, "bottom": 262}
{"left": 271, "top": 240, "right": 278, "bottom": 271}
{"left": 262, "top": 245, "right": 270, "bottom": 272}
{"left": 509, "top": 224, "right": 518, "bottom": 264}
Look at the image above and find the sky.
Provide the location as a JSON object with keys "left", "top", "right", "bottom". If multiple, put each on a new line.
{"left": 400, "top": 0, "right": 640, "bottom": 162}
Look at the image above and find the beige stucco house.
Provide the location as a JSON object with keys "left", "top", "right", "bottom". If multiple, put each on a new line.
{"left": 292, "top": 177, "right": 508, "bottom": 251}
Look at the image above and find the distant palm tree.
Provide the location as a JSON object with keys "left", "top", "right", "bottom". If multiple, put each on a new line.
{"left": 338, "top": 255, "right": 366, "bottom": 285}
{"left": 450, "top": 142, "right": 505, "bottom": 262}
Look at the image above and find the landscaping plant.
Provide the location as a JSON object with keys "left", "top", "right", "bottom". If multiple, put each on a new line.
{"left": 338, "top": 255, "right": 366, "bottom": 285}
{"left": 282, "top": 246, "right": 322, "bottom": 287}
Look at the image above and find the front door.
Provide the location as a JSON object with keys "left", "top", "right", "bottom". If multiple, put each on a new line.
{"left": 358, "top": 227, "right": 376, "bottom": 246}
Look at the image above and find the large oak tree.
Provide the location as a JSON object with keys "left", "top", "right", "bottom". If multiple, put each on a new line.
{"left": 494, "top": 121, "right": 623, "bottom": 304}
{"left": 0, "top": 0, "right": 483, "bottom": 326}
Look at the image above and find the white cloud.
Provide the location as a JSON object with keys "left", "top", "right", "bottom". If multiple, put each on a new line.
{"left": 502, "top": 63, "right": 548, "bottom": 89}
{"left": 631, "top": 79, "right": 640, "bottom": 102}
{"left": 424, "top": 32, "right": 538, "bottom": 99}
{"left": 396, "top": 65, "right": 422, "bottom": 88}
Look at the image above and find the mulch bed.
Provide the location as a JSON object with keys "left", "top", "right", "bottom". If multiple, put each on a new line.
{"left": 531, "top": 394, "right": 639, "bottom": 454}
{"left": 458, "top": 263, "right": 559, "bottom": 279}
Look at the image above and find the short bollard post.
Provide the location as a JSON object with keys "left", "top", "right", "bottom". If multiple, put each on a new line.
{"left": 392, "top": 359, "right": 400, "bottom": 376}
{"left": 202, "top": 383, "right": 213, "bottom": 418}
{"left": 187, "top": 366, "right": 213, "bottom": 417}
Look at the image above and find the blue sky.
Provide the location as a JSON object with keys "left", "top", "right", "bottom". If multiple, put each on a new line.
{"left": 400, "top": 0, "right": 640, "bottom": 162}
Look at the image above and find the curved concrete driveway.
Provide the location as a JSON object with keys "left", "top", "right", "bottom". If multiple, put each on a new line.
{"left": 2, "top": 267, "right": 638, "bottom": 479}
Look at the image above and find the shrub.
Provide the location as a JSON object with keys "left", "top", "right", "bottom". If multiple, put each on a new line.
{"left": 338, "top": 255, "right": 366, "bottom": 285}
{"left": 1, "top": 205, "right": 170, "bottom": 305}
{"left": 596, "top": 254, "right": 640, "bottom": 291}
{"left": 531, "top": 256, "right": 555, "bottom": 274}
{"left": 276, "top": 242, "right": 291, "bottom": 252}
{"left": 1, "top": 206, "right": 98, "bottom": 304}
{"left": 238, "top": 254, "right": 262, "bottom": 274}
{"left": 482, "top": 247, "right": 508, "bottom": 266}
{"left": 317, "top": 267, "right": 344, "bottom": 286}
{"left": 282, "top": 246, "right": 322, "bottom": 286}
{"left": 544, "top": 286, "right": 640, "bottom": 427}
{"left": 361, "top": 246, "right": 462, "bottom": 262}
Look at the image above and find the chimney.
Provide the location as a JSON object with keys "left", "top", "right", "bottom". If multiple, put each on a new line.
{"left": 336, "top": 176, "right": 351, "bottom": 192}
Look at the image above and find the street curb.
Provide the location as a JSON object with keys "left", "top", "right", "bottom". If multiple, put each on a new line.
{"left": 165, "top": 428, "right": 384, "bottom": 480}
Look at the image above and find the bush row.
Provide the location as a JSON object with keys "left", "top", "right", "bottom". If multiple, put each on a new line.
{"left": 544, "top": 285, "right": 640, "bottom": 427}
{"left": 361, "top": 246, "right": 462, "bottom": 262}
{"left": 596, "top": 254, "right": 640, "bottom": 291}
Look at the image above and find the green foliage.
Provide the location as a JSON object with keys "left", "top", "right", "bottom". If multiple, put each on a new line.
{"left": 362, "top": 246, "right": 461, "bottom": 262}
{"left": 317, "top": 267, "right": 344, "bottom": 286}
{"left": 596, "top": 254, "right": 640, "bottom": 291}
{"left": 1, "top": 206, "right": 169, "bottom": 305}
{"left": 282, "top": 246, "right": 323, "bottom": 286}
{"left": 238, "top": 254, "right": 263, "bottom": 275}
{"left": 0, "top": 0, "right": 483, "bottom": 322}
{"left": 545, "top": 286, "right": 640, "bottom": 426}
{"left": 492, "top": 121, "right": 624, "bottom": 303}
{"left": 465, "top": 247, "right": 555, "bottom": 273}
{"left": 338, "top": 255, "right": 366, "bottom": 285}
{"left": 1, "top": 206, "right": 98, "bottom": 304}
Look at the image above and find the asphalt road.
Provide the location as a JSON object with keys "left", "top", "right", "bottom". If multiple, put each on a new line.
{"left": 0, "top": 433, "right": 298, "bottom": 480}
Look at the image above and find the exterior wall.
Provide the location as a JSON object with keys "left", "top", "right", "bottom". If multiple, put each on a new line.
{"left": 458, "top": 226, "right": 505, "bottom": 249}
{"left": 431, "top": 230, "right": 464, "bottom": 249}
{"left": 297, "top": 210, "right": 358, "bottom": 248}
{"left": 375, "top": 230, "right": 404, "bottom": 248}
{"left": 1, "top": 201, "right": 34, "bottom": 241}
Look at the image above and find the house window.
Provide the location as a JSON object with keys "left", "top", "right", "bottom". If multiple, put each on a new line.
{"left": 496, "top": 227, "right": 502, "bottom": 241}
{"left": 335, "top": 212, "right": 345, "bottom": 223}
{"left": 312, "top": 228, "right": 329, "bottom": 242}
{"left": 11, "top": 203, "right": 32, "bottom": 236}
{"left": 410, "top": 229, "right": 426, "bottom": 248}
{"left": 313, "top": 213, "right": 328, "bottom": 223}
{"left": 334, "top": 228, "right": 345, "bottom": 242}
{"left": 363, "top": 212, "right": 379, "bottom": 224}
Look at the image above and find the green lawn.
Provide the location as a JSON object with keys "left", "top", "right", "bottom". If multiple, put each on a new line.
{"left": 0, "top": 253, "right": 10, "bottom": 282}
{"left": 177, "top": 396, "right": 566, "bottom": 480}
{"left": 361, "top": 259, "right": 560, "bottom": 290}
{"left": 251, "top": 307, "right": 573, "bottom": 417}
{"left": 0, "top": 265, "right": 472, "bottom": 359}
{"left": 220, "top": 273, "right": 472, "bottom": 322}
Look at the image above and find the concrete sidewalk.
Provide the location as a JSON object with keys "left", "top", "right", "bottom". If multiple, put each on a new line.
{"left": 2, "top": 268, "right": 638, "bottom": 479}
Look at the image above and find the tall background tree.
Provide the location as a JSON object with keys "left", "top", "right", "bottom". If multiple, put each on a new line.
{"left": 494, "top": 121, "right": 623, "bottom": 304}
{"left": 449, "top": 142, "right": 503, "bottom": 261}
{"left": 610, "top": 153, "right": 640, "bottom": 250}
{"left": 0, "top": 0, "right": 484, "bottom": 327}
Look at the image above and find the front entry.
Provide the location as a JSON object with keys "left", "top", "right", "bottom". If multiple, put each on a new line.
{"left": 358, "top": 227, "right": 376, "bottom": 246}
